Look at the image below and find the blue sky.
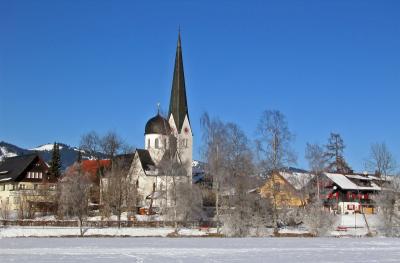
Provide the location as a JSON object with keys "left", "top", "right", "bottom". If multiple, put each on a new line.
{"left": 0, "top": 0, "right": 399, "bottom": 171}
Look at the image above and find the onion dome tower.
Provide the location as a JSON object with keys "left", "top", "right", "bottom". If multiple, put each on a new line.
{"left": 144, "top": 107, "right": 171, "bottom": 164}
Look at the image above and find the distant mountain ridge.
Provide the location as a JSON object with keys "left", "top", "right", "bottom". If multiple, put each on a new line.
{"left": 0, "top": 141, "right": 104, "bottom": 170}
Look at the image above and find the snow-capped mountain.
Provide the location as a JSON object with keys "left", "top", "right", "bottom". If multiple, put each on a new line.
{"left": 0, "top": 141, "right": 31, "bottom": 161}
{"left": 0, "top": 141, "right": 103, "bottom": 170}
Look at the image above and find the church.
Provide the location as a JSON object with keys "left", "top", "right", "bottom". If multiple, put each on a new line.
{"left": 126, "top": 32, "right": 193, "bottom": 212}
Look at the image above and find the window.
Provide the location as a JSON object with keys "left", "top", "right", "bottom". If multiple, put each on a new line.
{"left": 274, "top": 182, "right": 281, "bottom": 192}
{"left": 38, "top": 172, "right": 42, "bottom": 179}
{"left": 164, "top": 138, "right": 167, "bottom": 149}
{"left": 147, "top": 139, "right": 150, "bottom": 149}
{"left": 0, "top": 185, "right": 4, "bottom": 191}
{"left": 155, "top": 138, "right": 159, "bottom": 149}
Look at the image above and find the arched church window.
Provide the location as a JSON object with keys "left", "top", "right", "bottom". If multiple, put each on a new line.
{"left": 147, "top": 139, "right": 150, "bottom": 149}
{"left": 155, "top": 138, "right": 159, "bottom": 149}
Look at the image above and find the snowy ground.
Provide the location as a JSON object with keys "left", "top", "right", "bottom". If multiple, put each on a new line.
{"left": 1, "top": 237, "right": 400, "bottom": 262}
{"left": 0, "top": 226, "right": 212, "bottom": 238}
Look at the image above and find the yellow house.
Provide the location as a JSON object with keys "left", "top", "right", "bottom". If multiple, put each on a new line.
{"left": 259, "top": 170, "right": 314, "bottom": 208}
{"left": 0, "top": 154, "right": 57, "bottom": 218}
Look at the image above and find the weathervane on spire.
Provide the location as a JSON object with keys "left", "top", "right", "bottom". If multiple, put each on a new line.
{"left": 157, "top": 102, "right": 160, "bottom": 115}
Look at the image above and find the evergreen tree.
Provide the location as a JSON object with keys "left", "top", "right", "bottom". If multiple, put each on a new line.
{"left": 324, "top": 133, "right": 352, "bottom": 173}
{"left": 49, "top": 142, "right": 62, "bottom": 177}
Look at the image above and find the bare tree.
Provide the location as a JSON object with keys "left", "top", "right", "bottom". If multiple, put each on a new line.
{"left": 80, "top": 131, "right": 102, "bottom": 159}
{"left": 157, "top": 149, "right": 190, "bottom": 231}
{"left": 220, "top": 123, "right": 265, "bottom": 237}
{"left": 256, "top": 110, "right": 296, "bottom": 230}
{"left": 174, "top": 182, "right": 203, "bottom": 224}
{"left": 324, "top": 133, "right": 351, "bottom": 173}
{"left": 58, "top": 163, "right": 91, "bottom": 236}
{"left": 102, "top": 157, "right": 134, "bottom": 227}
{"left": 80, "top": 131, "right": 130, "bottom": 213}
{"left": 101, "top": 131, "right": 124, "bottom": 160}
{"left": 366, "top": 142, "right": 397, "bottom": 179}
{"left": 376, "top": 175, "right": 400, "bottom": 237}
{"left": 201, "top": 112, "right": 229, "bottom": 234}
{"left": 17, "top": 192, "right": 31, "bottom": 220}
{"left": 305, "top": 143, "right": 327, "bottom": 200}
{"left": 302, "top": 200, "right": 335, "bottom": 236}
{"left": 0, "top": 199, "right": 10, "bottom": 220}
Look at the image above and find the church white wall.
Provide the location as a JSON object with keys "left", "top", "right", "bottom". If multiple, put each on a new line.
{"left": 144, "top": 133, "right": 169, "bottom": 164}
{"left": 169, "top": 114, "right": 193, "bottom": 177}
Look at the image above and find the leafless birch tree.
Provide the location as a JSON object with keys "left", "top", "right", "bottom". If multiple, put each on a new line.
{"left": 376, "top": 175, "right": 400, "bottom": 236}
{"left": 58, "top": 163, "right": 91, "bottom": 236}
{"left": 201, "top": 113, "right": 229, "bottom": 234}
{"left": 256, "top": 110, "right": 296, "bottom": 230}
{"left": 365, "top": 142, "right": 397, "bottom": 179}
{"left": 102, "top": 157, "right": 134, "bottom": 227}
{"left": 305, "top": 143, "right": 327, "bottom": 200}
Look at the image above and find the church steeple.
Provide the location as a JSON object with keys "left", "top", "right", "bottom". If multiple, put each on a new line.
{"left": 168, "top": 31, "right": 190, "bottom": 132}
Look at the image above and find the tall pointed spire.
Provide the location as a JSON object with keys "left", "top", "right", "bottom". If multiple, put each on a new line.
{"left": 168, "top": 30, "right": 189, "bottom": 131}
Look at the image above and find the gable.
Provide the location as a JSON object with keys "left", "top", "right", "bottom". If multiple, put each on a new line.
{"left": 0, "top": 154, "right": 39, "bottom": 182}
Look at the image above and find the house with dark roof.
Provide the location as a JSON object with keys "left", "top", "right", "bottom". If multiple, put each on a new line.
{"left": 0, "top": 154, "right": 57, "bottom": 218}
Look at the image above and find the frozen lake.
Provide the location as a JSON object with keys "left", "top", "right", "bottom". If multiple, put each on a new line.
{"left": 1, "top": 237, "right": 399, "bottom": 262}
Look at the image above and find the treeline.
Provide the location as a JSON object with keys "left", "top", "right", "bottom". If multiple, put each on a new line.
{"left": 51, "top": 110, "right": 400, "bottom": 237}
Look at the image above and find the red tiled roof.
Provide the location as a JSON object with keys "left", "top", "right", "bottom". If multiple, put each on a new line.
{"left": 81, "top": 160, "right": 111, "bottom": 178}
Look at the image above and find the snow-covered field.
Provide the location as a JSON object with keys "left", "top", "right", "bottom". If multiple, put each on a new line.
{"left": 1, "top": 237, "right": 400, "bottom": 262}
{"left": 0, "top": 226, "right": 212, "bottom": 238}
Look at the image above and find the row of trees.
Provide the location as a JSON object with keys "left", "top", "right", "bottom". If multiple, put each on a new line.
{"left": 51, "top": 111, "right": 398, "bottom": 237}
{"left": 201, "top": 109, "right": 398, "bottom": 236}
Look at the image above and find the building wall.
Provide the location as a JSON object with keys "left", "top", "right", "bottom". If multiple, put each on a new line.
{"left": 126, "top": 152, "right": 188, "bottom": 210}
{"left": 0, "top": 182, "right": 56, "bottom": 212}
{"left": 169, "top": 114, "right": 193, "bottom": 177}
{"left": 259, "top": 174, "right": 304, "bottom": 208}
{"left": 145, "top": 133, "right": 170, "bottom": 164}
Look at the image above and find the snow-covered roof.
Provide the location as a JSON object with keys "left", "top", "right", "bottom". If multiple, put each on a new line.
{"left": 0, "top": 177, "right": 12, "bottom": 182}
{"left": 345, "top": 174, "right": 373, "bottom": 181}
{"left": 280, "top": 172, "right": 315, "bottom": 190}
{"left": 325, "top": 173, "right": 381, "bottom": 191}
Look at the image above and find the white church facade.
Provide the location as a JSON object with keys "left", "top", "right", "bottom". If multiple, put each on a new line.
{"left": 126, "top": 33, "right": 193, "bottom": 212}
